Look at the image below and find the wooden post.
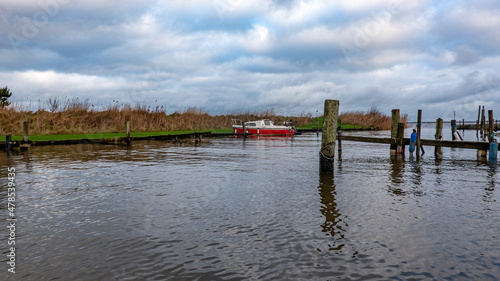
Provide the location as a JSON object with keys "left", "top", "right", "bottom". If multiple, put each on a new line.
{"left": 451, "top": 120, "right": 457, "bottom": 140}
{"left": 476, "top": 105, "right": 480, "bottom": 139}
{"left": 6, "top": 134, "right": 12, "bottom": 151}
{"left": 316, "top": 120, "right": 319, "bottom": 136}
{"left": 462, "top": 119, "right": 465, "bottom": 132}
{"left": 397, "top": 122, "right": 405, "bottom": 156}
{"left": 435, "top": 118, "right": 443, "bottom": 155}
{"left": 488, "top": 110, "right": 494, "bottom": 143}
{"left": 319, "top": 100, "right": 339, "bottom": 174}
{"left": 390, "top": 109, "right": 400, "bottom": 155}
{"left": 416, "top": 110, "right": 422, "bottom": 160}
{"left": 23, "top": 121, "right": 29, "bottom": 142}
{"left": 242, "top": 122, "right": 247, "bottom": 138}
{"left": 481, "top": 106, "right": 486, "bottom": 140}
{"left": 126, "top": 121, "right": 131, "bottom": 145}
{"left": 338, "top": 120, "right": 342, "bottom": 157}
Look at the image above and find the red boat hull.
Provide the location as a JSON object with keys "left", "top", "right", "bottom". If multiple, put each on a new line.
{"left": 234, "top": 128, "right": 295, "bottom": 136}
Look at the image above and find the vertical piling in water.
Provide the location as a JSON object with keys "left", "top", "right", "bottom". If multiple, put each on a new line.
{"left": 5, "top": 135, "right": 12, "bottom": 151}
{"left": 319, "top": 100, "right": 339, "bottom": 174}
{"left": 477, "top": 105, "right": 480, "bottom": 139}
{"left": 397, "top": 122, "right": 405, "bottom": 156}
{"left": 390, "top": 109, "right": 400, "bottom": 156}
{"left": 481, "top": 106, "right": 486, "bottom": 140}
{"left": 488, "top": 110, "right": 494, "bottom": 143}
{"left": 126, "top": 121, "right": 131, "bottom": 145}
{"left": 434, "top": 118, "right": 443, "bottom": 155}
{"left": 451, "top": 120, "right": 457, "bottom": 140}
{"left": 316, "top": 120, "right": 319, "bottom": 136}
{"left": 338, "top": 120, "right": 342, "bottom": 157}
{"left": 416, "top": 110, "right": 422, "bottom": 160}
{"left": 23, "top": 121, "right": 29, "bottom": 142}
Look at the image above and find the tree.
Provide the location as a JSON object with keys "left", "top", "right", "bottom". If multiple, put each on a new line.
{"left": 0, "top": 86, "right": 12, "bottom": 107}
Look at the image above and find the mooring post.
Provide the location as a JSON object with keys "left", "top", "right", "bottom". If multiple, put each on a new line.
{"left": 481, "top": 106, "right": 486, "bottom": 140}
{"left": 390, "top": 109, "right": 400, "bottom": 155}
{"left": 242, "top": 121, "right": 247, "bottom": 138}
{"left": 319, "top": 100, "right": 339, "bottom": 174}
{"left": 126, "top": 121, "right": 131, "bottom": 145}
{"left": 397, "top": 122, "right": 405, "bottom": 156}
{"left": 6, "top": 134, "right": 12, "bottom": 151}
{"left": 488, "top": 110, "right": 494, "bottom": 143}
{"left": 477, "top": 105, "right": 480, "bottom": 139}
{"left": 23, "top": 121, "right": 29, "bottom": 142}
{"left": 338, "top": 119, "right": 342, "bottom": 157}
{"left": 316, "top": 120, "right": 319, "bottom": 136}
{"left": 416, "top": 110, "right": 422, "bottom": 160}
{"left": 451, "top": 120, "right": 457, "bottom": 140}
{"left": 434, "top": 118, "right": 443, "bottom": 155}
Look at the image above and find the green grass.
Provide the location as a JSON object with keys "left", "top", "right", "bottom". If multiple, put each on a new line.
{"left": 0, "top": 128, "right": 234, "bottom": 142}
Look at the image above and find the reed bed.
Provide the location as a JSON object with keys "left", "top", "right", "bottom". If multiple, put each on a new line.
{"left": 340, "top": 107, "right": 408, "bottom": 130}
{"left": 0, "top": 99, "right": 313, "bottom": 135}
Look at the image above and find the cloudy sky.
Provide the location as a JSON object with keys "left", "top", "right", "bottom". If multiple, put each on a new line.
{"left": 1, "top": 0, "right": 499, "bottom": 120}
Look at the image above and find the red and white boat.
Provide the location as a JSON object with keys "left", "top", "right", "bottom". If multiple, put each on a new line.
{"left": 232, "top": 119, "right": 295, "bottom": 136}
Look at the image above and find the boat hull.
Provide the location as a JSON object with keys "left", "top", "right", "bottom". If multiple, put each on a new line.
{"left": 233, "top": 127, "right": 295, "bottom": 136}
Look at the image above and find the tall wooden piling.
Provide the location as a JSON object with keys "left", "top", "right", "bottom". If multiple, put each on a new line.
{"left": 481, "top": 106, "right": 486, "bottom": 139}
{"left": 451, "top": 120, "right": 457, "bottom": 140}
{"left": 316, "top": 120, "right": 319, "bottom": 136}
{"left": 319, "top": 100, "right": 339, "bottom": 174}
{"left": 435, "top": 118, "right": 443, "bottom": 155}
{"left": 390, "top": 109, "right": 400, "bottom": 155}
{"left": 397, "top": 122, "right": 405, "bottom": 156}
{"left": 242, "top": 121, "right": 247, "bottom": 138}
{"left": 338, "top": 120, "right": 342, "bottom": 157}
{"left": 126, "top": 121, "right": 131, "bottom": 145}
{"left": 5, "top": 134, "right": 12, "bottom": 151}
{"left": 23, "top": 121, "right": 29, "bottom": 142}
{"left": 488, "top": 110, "right": 494, "bottom": 143}
{"left": 476, "top": 105, "right": 480, "bottom": 139}
{"left": 416, "top": 110, "right": 422, "bottom": 160}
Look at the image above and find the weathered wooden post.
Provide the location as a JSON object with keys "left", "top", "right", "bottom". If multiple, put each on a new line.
{"left": 481, "top": 106, "right": 486, "bottom": 139}
{"left": 397, "top": 122, "right": 405, "bottom": 156}
{"left": 434, "top": 118, "right": 443, "bottom": 155}
{"left": 126, "top": 121, "right": 131, "bottom": 145}
{"left": 337, "top": 120, "right": 342, "bottom": 157}
{"left": 488, "top": 110, "right": 494, "bottom": 143}
{"left": 390, "top": 109, "right": 400, "bottom": 155}
{"left": 476, "top": 105, "right": 480, "bottom": 139}
{"left": 451, "top": 120, "right": 457, "bottom": 140}
{"left": 416, "top": 110, "right": 422, "bottom": 160}
{"left": 319, "top": 100, "right": 339, "bottom": 174}
{"left": 5, "top": 134, "right": 12, "bottom": 151}
{"left": 242, "top": 121, "right": 247, "bottom": 138}
{"left": 316, "top": 120, "right": 319, "bottom": 136}
{"left": 23, "top": 121, "right": 29, "bottom": 142}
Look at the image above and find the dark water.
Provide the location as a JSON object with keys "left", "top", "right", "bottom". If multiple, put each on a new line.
{"left": 0, "top": 125, "right": 499, "bottom": 280}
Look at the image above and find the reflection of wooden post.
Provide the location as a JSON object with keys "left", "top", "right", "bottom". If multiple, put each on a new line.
{"left": 320, "top": 100, "right": 339, "bottom": 174}
{"left": 390, "top": 109, "right": 400, "bottom": 155}
{"left": 416, "top": 110, "right": 422, "bottom": 160}
{"left": 23, "top": 121, "right": 29, "bottom": 142}
{"left": 435, "top": 118, "right": 443, "bottom": 155}
{"left": 126, "top": 121, "right": 131, "bottom": 145}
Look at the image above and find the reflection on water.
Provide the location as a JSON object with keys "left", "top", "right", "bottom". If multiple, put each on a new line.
{"left": 0, "top": 127, "right": 499, "bottom": 280}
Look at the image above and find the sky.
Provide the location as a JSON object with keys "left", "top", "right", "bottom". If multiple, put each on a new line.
{"left": 1, "top": 0, "right": 500, "bottom": 121}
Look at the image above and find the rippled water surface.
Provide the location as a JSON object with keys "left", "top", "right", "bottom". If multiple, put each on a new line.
{"left": 0, "top": 125, "right": 499, "bottom": 280}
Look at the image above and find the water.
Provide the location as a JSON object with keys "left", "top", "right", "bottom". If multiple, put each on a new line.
{"left": 0, "top": 125, "right": 499, "bottom": 280}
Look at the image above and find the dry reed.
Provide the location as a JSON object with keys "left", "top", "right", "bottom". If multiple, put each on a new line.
{"left": 340, "top": 107, "right": 408, "bottom": 130}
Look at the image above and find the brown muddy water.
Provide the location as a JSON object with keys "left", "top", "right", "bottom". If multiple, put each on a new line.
{"left": 0, "top": 124, "right": 499, "bottom": 280}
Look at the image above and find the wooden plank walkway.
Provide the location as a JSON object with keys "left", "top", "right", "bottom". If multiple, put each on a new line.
{"left": 340, "top": 135, "right": 490, "bottom": 150}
